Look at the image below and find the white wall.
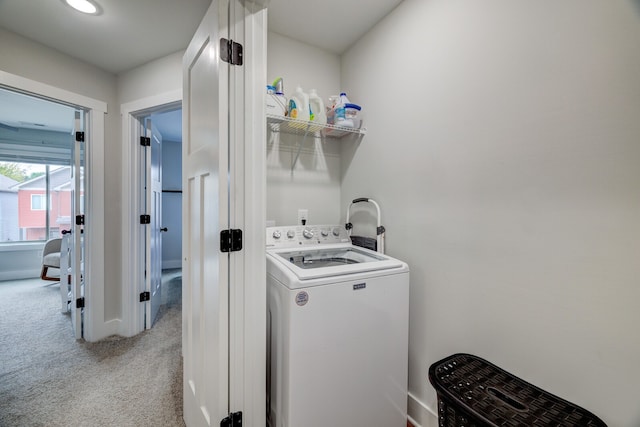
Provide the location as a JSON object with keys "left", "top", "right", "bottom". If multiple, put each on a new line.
{"left": 161, "top": 139, "right": 182, "bottom": 269}
{"left": 0, "top": 27, "right": 121, "bottom": 323}
{"left": 340, "top": 1, "right": 640, "bottom": 426}
{"left": 118, "top": 50, "right": 183, "bottom": 105}
{"left": 0, "top": 28, "right": 185, "bottom": 336}
{"left": 0, "top": 244, "right": 41, "bottom": 281}
{"left": 266, "top": 32, "right": 342, "bottom": 226}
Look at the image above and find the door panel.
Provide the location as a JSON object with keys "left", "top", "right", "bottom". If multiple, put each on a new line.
{"left": 182, "top": 1, "right": 230, "bottom": 425}
{"left": 144, "top": 119, "right": 163, "bottom": 328}
{"left": 70, "top": 110, "right": 85, "bottom": 339}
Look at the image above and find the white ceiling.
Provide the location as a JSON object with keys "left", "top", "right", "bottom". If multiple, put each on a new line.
{"left": 0, "top": 0, "right": 402, "bottom": 139}
{"left": 0, "top": 0, "right": 402, "bottom": 74}
{"left": 268, "top": 0, "right": 403, "bottom": 56}
{"left": 0, "top": 87, "right": 76, "bottom": 133}
{"left": 0, "top": 0, "right": 213, "bottom": 75}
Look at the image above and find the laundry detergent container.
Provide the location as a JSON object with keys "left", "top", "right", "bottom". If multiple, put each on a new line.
{"left": 429, "top": 353, "right": 607, "bottom": 427}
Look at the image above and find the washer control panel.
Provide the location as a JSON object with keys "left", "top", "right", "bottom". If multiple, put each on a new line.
{"left": 266, "top": 225, "right": 350, "bottom": 248}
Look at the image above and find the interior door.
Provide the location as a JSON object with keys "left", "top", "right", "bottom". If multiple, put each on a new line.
{"left": 144, "top": 118, "right": 163, "bottom": 328}
{"left": 182, "top": 0, "right": 231, "bottom": 425}
{"left": 69, "top": 110, "right": 85, "bottom": 339}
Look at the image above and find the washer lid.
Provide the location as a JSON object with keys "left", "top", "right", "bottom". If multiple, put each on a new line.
{"left": 268, "top": 244, "right": 405, "bottom": 280}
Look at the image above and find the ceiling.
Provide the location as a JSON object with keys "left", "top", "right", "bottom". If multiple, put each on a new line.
{"left": 0, "top": 0, "right": 402, "bottom": 140}
{"left": 0, "top": 0, "right": 402, "bottom": 74}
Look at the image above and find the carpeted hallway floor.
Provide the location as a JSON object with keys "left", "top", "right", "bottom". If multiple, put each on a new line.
{"left": 0, "top": 271, "right": 184, "bottom": 427}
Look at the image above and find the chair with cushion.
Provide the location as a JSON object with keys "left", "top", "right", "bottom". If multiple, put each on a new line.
{"left": 40, "top": 238, "right": 62, "bottom": 281}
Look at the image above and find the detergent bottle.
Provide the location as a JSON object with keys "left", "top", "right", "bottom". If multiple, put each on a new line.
{"left": 308, "top": 89, "right": 326, "bottom": 125}
{"left": 265, "top": 84, "right": 287, "bottom": 116}
{"left": 332, "top": 92, "right": 352, "bottom": 128}
{"left": 288, "top": 85, "right": 310, "bottom": 121}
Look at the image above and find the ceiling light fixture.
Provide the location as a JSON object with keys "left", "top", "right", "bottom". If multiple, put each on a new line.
{"left": 64, "top": 0, "right": 100, "bottom": 15}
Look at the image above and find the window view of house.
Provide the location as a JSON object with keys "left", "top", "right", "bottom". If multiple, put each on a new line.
{"left": 0, "top": 162, "right": 75, "bottom": 242}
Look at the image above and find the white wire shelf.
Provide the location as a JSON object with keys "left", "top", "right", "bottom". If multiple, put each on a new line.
{"left": 266, "top": 114, "right": 366, "bottom": 139}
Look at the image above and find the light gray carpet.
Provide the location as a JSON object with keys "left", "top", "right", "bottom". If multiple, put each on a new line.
{"left": 0, "top": 271, "right": 184, "bottom": 427}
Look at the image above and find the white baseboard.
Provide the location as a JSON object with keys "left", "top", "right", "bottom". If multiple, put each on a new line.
{"left": 408, "top": 392, "right": 438, "bottom": 427}
{"left": 162, "top": 259, "right": 182, "bottom": 270}
{"left": 0, "top": 268, "right": 41, "bottom": 281}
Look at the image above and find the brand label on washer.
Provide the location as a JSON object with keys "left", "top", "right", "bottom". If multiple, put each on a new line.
{"left": 295, "top": 291, "right": 309, "bottom": 306}
{"left": 353, "top": 283, "right": 366, "bottom": 290}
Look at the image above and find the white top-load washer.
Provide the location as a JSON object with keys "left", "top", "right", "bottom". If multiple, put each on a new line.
{"left": 266, "top": 224, "right": 409, "bottom": 427}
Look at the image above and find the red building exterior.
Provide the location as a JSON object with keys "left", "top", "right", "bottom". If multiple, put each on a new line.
{"left": 14, "top": 167, "right": 74, "bottom": 240}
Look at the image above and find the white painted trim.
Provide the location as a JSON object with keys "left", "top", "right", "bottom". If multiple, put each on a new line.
{"left": 120, "top": 90, "right": 181, "bottom": 116}
{"left": 83, "top": 109, "right": 113, "bottom": 342}
{"left": 0, "top": 70, "right": 106, "bottom": 112}
{"left": 120, "top": 90, "right": 182, "bottom": 337}
{"left": 0, "top": 70, "right": 109, "bottom": 342}
{"left": 408, "top": 392, "right": 438, "bottom": 427}
{"left": 237, "top": 2, "right": 267, "bottom": 425}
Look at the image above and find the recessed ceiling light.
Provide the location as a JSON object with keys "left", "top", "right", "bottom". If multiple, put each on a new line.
{"left": 64, "top": 0, "right": 100, "bottom": 15}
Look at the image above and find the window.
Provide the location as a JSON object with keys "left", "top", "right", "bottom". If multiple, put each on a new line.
{"left": 0, "top": 87, "right": 83, "bottom": 243}
{"left": 0, "top": 162, "right": 75, "bottom": 242}
{"left": 31, "top": 194, "right": 49, "bottom": 210}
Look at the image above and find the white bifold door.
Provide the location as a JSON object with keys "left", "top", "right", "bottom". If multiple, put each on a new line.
{"left": 182, "top": 0, "right": 246, "bottom": 425}
{"left": 142, "top": 117, "right": 163, "bottom": 328}
{"left": 182, "top": 0, "right": 267, "bottom": 425}
{"left": 69, "top": 110, "right": 86, "bottom": 339}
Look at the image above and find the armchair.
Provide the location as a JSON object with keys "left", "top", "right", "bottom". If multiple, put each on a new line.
{"left": 40, "top": 238, "right": 62, "bottom": 281}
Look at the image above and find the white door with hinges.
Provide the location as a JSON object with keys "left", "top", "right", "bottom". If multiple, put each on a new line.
{"left": 182, "top": 1, "right": 231, "bottom": 425}
{"left": 143, "top": 118, "right": 163, "bottom": 328}
{"left": 182, "top": 0, "right": 267, "bottom": 425}
{"left": 70, "top": 110, "right": 85, "bottom": 339}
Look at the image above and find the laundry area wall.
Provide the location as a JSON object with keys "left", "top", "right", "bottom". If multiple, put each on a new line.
{"left": 337, "top": 1, "right": 640, "bottom": 426}
{"left": 266, "top": 32, "right": 343, "bottom": 226}
{"left": 269, "top": 1, "right": 640, "bottom": 425}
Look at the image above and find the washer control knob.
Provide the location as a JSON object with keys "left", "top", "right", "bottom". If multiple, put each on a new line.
{"left": 302, "top": 228, "right": 314, "bottom": 239}
{"left": 286, "top": 229, "right": 295, "bottom": 239}
{"left": 332, "top": 227, "right": 341, "bottom": 237}
{"left": 321, "top": 229, "right": 329, "bottom": 237}
{"left": 272, "top": 230, "right": 281, "bottom": 239}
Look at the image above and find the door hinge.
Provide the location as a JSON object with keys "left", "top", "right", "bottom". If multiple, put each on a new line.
{"left": 140, "top": 136, "right": 151, "bottom": 146}
{"left": 75, "top": 214, "right": 85, "bottom": 225}
{"left": 140, "top": 214, "right": 151, "bottom": 224}
{"left": 140, "top": 291, "right": 150, "bottom": 302}
{"left": 220, "top": 38, "right": 243, "bottom": 66}
{"left": 220, "top": 411, "right": 242, "bottom": 427}
{"left": 75, "top": 131, "right": 85, "bottom": 142}
{"left": 220, "top": 229, "right": 243, "bottom": 253}
{"left": 76, "top": 297, "right": 85, "bottom": 308}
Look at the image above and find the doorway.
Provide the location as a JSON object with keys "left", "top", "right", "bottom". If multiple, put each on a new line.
{"left": 142, "top": 107, "right": 183, "bottom": 329}
{"left": 120, "top": 95, "right": 182, "bottom": 335}
{"left": 0, "top": 85, "right": 87, "bottom": 339}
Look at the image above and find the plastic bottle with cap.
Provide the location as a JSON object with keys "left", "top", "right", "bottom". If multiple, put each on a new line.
{"left": 265, "top": 84, "right": 286, "bottom": 116}
{"left": 308, "top": 89, "right": 326, "bottom": 125}
{"left": 333, "top": 92, "right": 353, "bottom": 128}
{"left": 288, "top": 85, "right": 310, "bottom": 122}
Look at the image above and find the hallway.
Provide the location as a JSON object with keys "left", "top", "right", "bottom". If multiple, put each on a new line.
{"left": 0, "top": 270, "right": 183, "bottom": 426}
